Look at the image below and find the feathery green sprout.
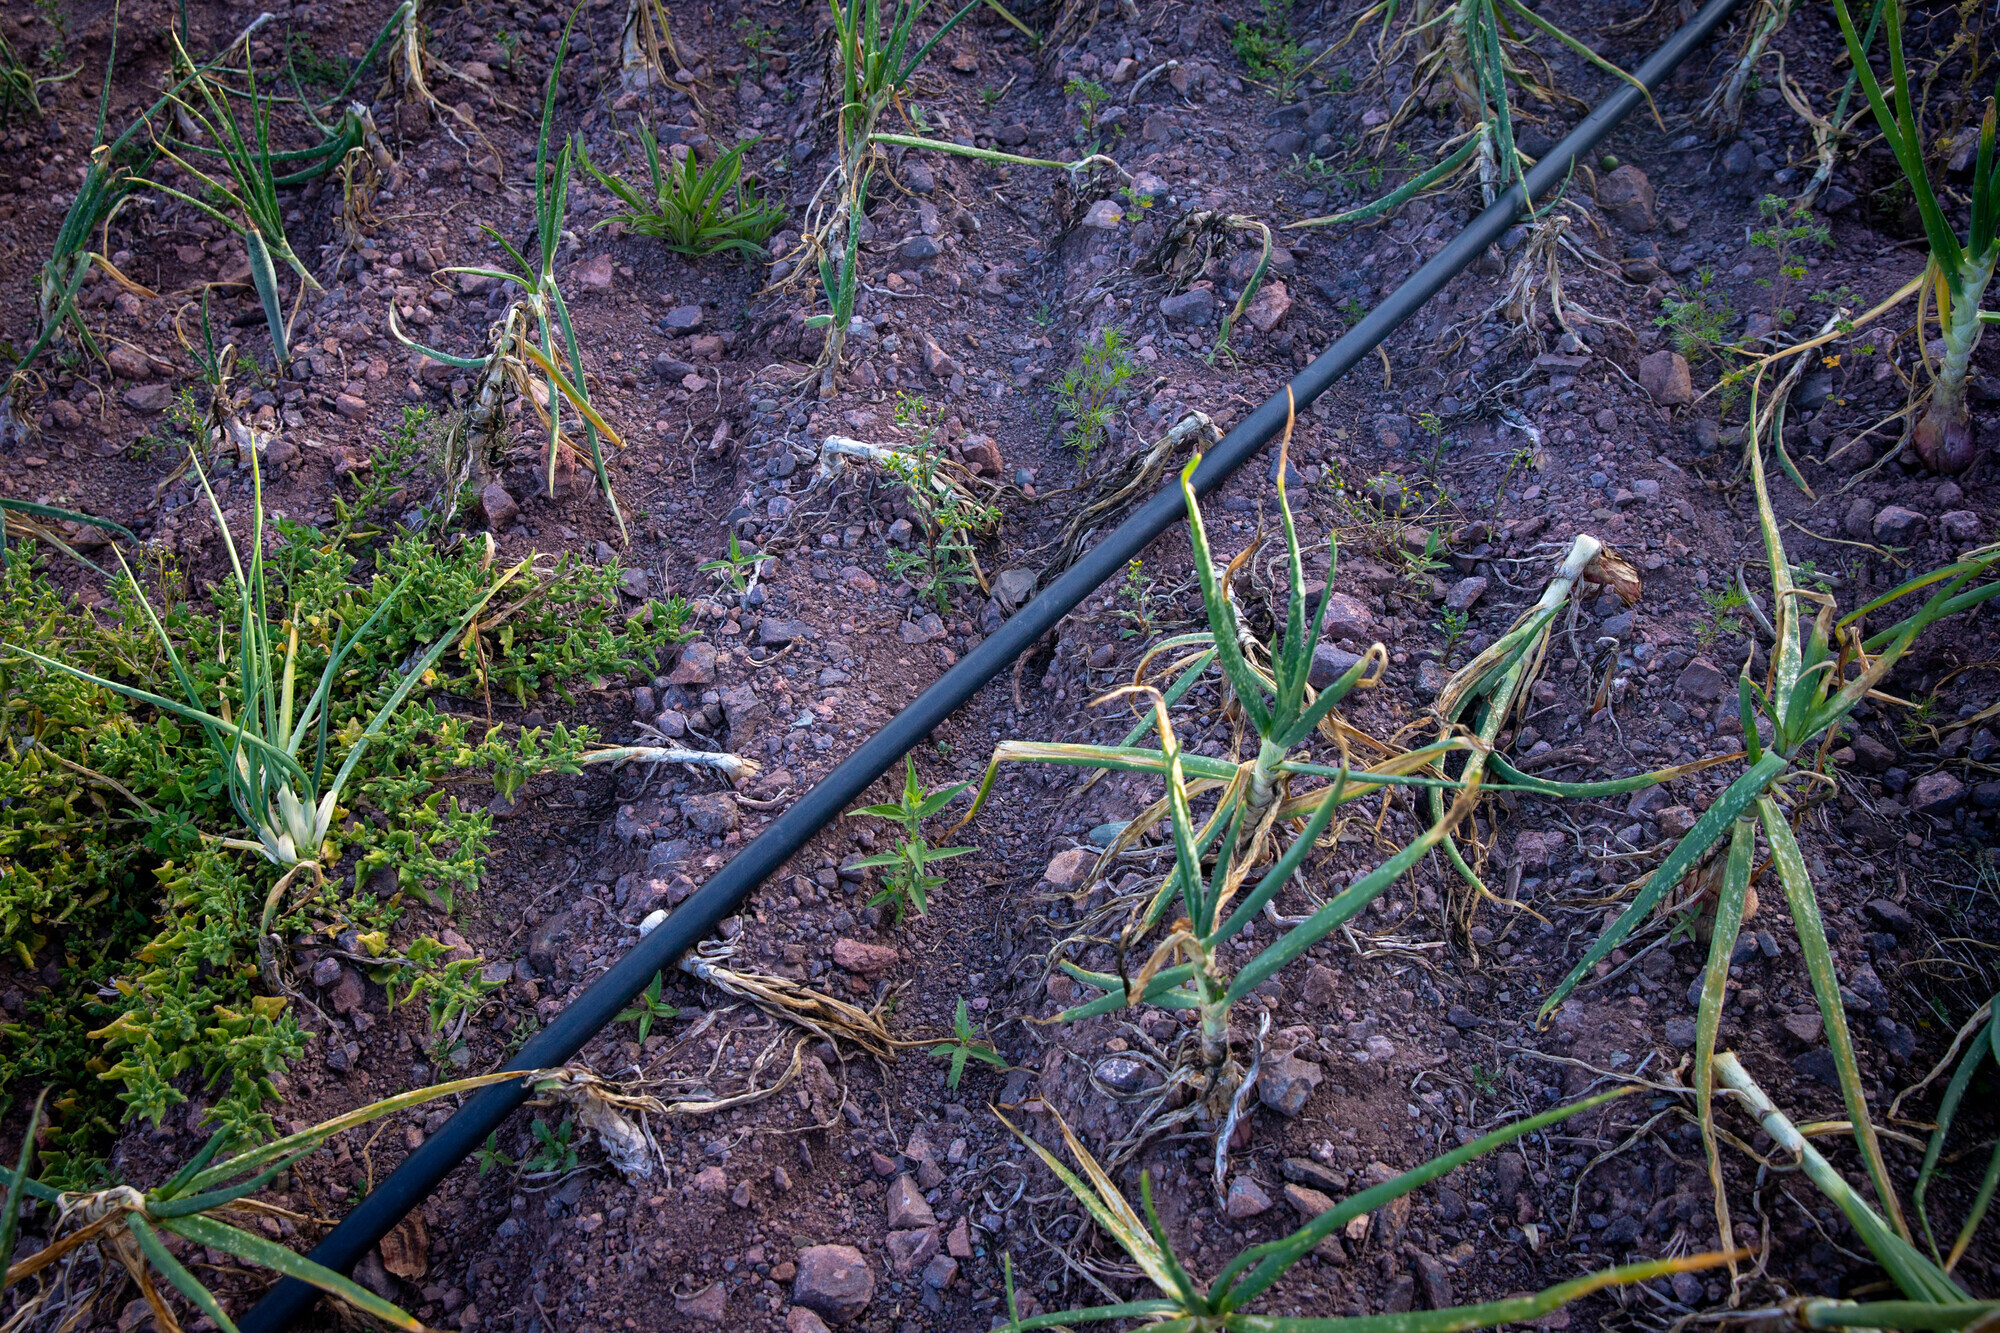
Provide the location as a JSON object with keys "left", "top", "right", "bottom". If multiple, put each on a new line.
{"left": 1535, "top": 408, "right": 1999, "bottom": 1253}
{"left": 0, "top": 1072, "right": 554, "bottom": 1331}
{"left": 996, "top": 1092, "right": 1739, "bottom": 1332}
{"left": 390, "top": 7, "right": 629, "bottom": 539}
{"left": 579, "top": 128, "right": 786, "bottom": 260}
{"left": 1835, "top": 0, "right": 1998, "bottom": 474}
{"left": 0, "top": 444, "right": 527, "bottom": 869}
{"left": 954, "top": 404, "right": 1487, "bottom": 1114}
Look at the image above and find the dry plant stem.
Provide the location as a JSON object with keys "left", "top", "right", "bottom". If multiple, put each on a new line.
{"left": 1430, "top": 533, "right": 1607, "bottom": 924}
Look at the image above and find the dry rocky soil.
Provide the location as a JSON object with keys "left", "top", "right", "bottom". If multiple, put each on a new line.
{"left": 1, "top": 0, "right": 1997, "bottom": 1330}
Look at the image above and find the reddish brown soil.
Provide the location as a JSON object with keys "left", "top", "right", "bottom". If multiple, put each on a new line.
{"left": 2, "top": 0, "right": 1996, "bottom": 1330}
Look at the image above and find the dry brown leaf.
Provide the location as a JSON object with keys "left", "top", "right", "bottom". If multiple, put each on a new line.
{"left": 378, "top": 1213, "right": 428, "bottom": 1282}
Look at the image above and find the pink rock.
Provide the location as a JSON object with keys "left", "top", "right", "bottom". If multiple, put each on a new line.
{"left": 832, "top": 938, "right": 898, "bottom": 976}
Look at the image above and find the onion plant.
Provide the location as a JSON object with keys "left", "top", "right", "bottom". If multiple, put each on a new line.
{"left": 1308, "top": 0, "right": 1653, "bottom": 221}
{"left": 956, "top": 423, "right": 1483, "bottom": 1115}
{"left": 1536, "top": 413, "right": 1999, "bottom": 1251}
{"left": 1, "top": 446, "right": 526, "bottom": 869}
{"left": 802, "top": 0, "right": 996, "bottom": 393}
{"left": 0, "top": 1071, "right": 551, "bottom": 1331}
{"left": 1713, "top": 1050, "right": 1998, "bottom": 1328}
{"left": 997, "top": 1091, "right": 1737, "bottom": 1332}
{"left": 136, "top": 44, "right": 331, "bottom": 366}
{"left": 1835, "top": 0, "right": 1997, "bottom": 474}
{"left": 392, "top": 9, "right": 629, "bottom": 540}
{"left": 577, "top": 128, "right": 786, "bottom": 259}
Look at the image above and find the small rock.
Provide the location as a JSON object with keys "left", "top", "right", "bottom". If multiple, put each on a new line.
{"left": 897, "top": 235, "right": 942, "bottom": 264}
{"left": 1514, "top": 829, "right": 1564, "bottom": 866}
{"left": 832, "top": 938, "right": 898, "bottom": 976}
{"left": 1159, "top": 288, "right": 1217, "bottom": 325}
{"left": 885, "top": 1227, "right": 939, "bottom": 1275}
{"left": 1445, "top": 576, "right": 1488, "bottom": 611}
{"left": 1676, "top": 657, "right": 1726, "bottom": 702}
{"left": 793, "top": 1246, "right": 875, "bottom": 1325}
{"left": 694, "top": 1165, "right": 728, "bottom": 1194}
{"left": 122, "top": 383, "right": 175, "bottom": 413}
{"left": 1318, "top": 592, "right": 1376, "bottom": 642}
{"left": 663, "top": 304, "right": 704, "bottom": 332}
{"left": 886, "top": 1175, "right": 937, "bottom": 1229}
{"left": 1043, "top": 847, "right": 1095, "bottom": 889}
{"left": 1872, "top": 505, "right": 1927, "bottom": 545}
{"left": 1080, "top": 198, "right": 1123, "bottom": 229}
{"left": 1842, "top": 498, "right": 1878, "bottom": 540}
{"left": 1940, "top": 509, "right": 1984, "bottom": 543}
{"left": 478, "top": 482, "right": 518, "bottom": 531}
{"left": 1225, "top": 1177, "right": 1273, "bottom": 1219}
{"left": 1850, "top": 735, "right": 1896, "bottom": 772}
{"left": 1281, "top": 1158, "right": 1348, "bottom": 1193}
{"left": 1415, "top": 1252, "right": 1455, "bottom": 1309}
{"left": 107, "top": 345, "right": 153, "bottom": 379}
{"left": 1446, "top": 1005, "right": 1482, "bottom": 1030}
{"left": 1793, "top": 1047, "right": 1841, "bottom": 1087}
{"left": 674, "top": 1281, "right": 728, "bottom": 1324}
{"left": 1638, "top": 350, "right": 1693, "bottom": 405}
{"left": 1664, "top": 1018, "right": 1697, "bottom": 1047}
{"left": 681, "top": 793, "right": 740, "bottom": 836}
{"left": 947, "top": 1216, "right": 972, "bottom": 1258}
{"left": 1596, "top": 164, "right": 1657, "bottom": 231}
{"left": 1284, "top": 1183, "right": 1334, "bottom": 1219}
{"left": 1911, "top": 770, "right": 1964, "bottom": 815}
{"left": 1863, "top": 899, "right": 1915, "bottom": 936}
{"left": 327, "top": 967, "right": 365, "bottom": 1015}
{"left": 525, "top": 911, "right": 575, "bottom": 976}
{"left": 1783, "top": 1011, "right": 1824, "bottom": 1044}
{"left": 786, "top": 1308, "right": 832, "bottom": 1333}
{"left": 922, "top": 1253, "right": 958, "bottom": 1289}
{"left": 334, "top": 392, "right": 370, "bottom": 421}
{"left": 1258, "top": 1053, "right": 1324, "bottom": 1117}
{"left": 1308, "top": 644, "right": 1365, "bottom": 691}
{"left": 667, "top": 641, "right": 718, "bottom": 686}
{"left": 575, "top": 254, "right": 615, "bottom": 291}
{"left": 759, "top": 617, "right": 812, "bottom": 646}
{"left": 1245, "top": 280, "right": 1292, "bottom": 332}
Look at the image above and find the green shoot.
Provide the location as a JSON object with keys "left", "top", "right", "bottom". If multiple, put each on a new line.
{"left": 995, "top": 1091, "right": 1739, "bottom": 1331}
{"left": 699, "top": 531, "right": 766, "bottom": 596}
{"left": 523, "top": 1116, "right": 580, "bottom": 1176}
{"left": 930, "top": 998, "right": 1006, "bottom": 1088}
{"left": 616, "top": 971, "right": 680, "bottom": 1043}
{"left": 850, "top": 755, "right": 976, "bottom": 922}
{"left": 881, "top": 394, "right": 998, "bottom": 611}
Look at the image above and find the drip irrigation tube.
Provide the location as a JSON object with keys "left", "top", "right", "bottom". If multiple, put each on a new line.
{"left": 240, "top": 2, "right": 1741, "bottom": 1325}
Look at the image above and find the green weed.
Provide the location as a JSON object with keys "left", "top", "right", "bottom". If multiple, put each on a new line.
{"left": 929, "top": 998, "right": 1005, "bottom": 1088}
{"left": 1749, "top": 192, "right": 1830, "bottom": 328}
{"left": 579, "top": 129, "right": 786, "bottom": 261}
{"left": 849, "top": 755, "right": 976, "bottom": 922}
{"left": 882, "top": 394, "right": 998, "bottom": 611}
{"left": 615, "top": 971, "right": 679, "bottom": 1043}
{"left": 522, "top": 1116, "right": 579, "bottom": 1176}
{"left": 1695, "top": 586, "right": 1748, "bottom": 648}
{"left": 1656, "top": 268, "right": 1739, "bottom": 360}
{"left": 1055, "top": 326, "right": 1134, "bottom": 469}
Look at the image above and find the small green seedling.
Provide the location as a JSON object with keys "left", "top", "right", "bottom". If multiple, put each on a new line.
{"left": 700, "top": 531, "right": 766, "bottom": 596}
{"left": 850, "top": 754, "right": 976, "bottom": 922}
{"left": 930, "top": 998, "right": 1006, "bottom": 1088}
{"left": 522, "top": 1116, "right": 580, "bottom": 1176}
{"left": 616, "top": 971, "right": 680, "bottom": 1043}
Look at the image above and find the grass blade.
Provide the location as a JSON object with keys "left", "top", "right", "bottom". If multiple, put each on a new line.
{"left": 1758, "top": 794, "right": 1907, "bottom": 1240}
{"left": 0, "top": 1089, "right": 46, "bottom": 1293}
{"left": 126, "top": 1212, "right": 242, "bottom": 1333}
{"left": 162, "top": 1213, "right": 422, "bottom": 1330}
{"left": 1695, "top": 818, "right": 1757, "bottom": 1284}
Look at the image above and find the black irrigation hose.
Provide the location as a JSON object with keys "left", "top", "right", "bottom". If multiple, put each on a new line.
{"left": 240, "top": 1, "right": 1741, "bottom": 1325}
